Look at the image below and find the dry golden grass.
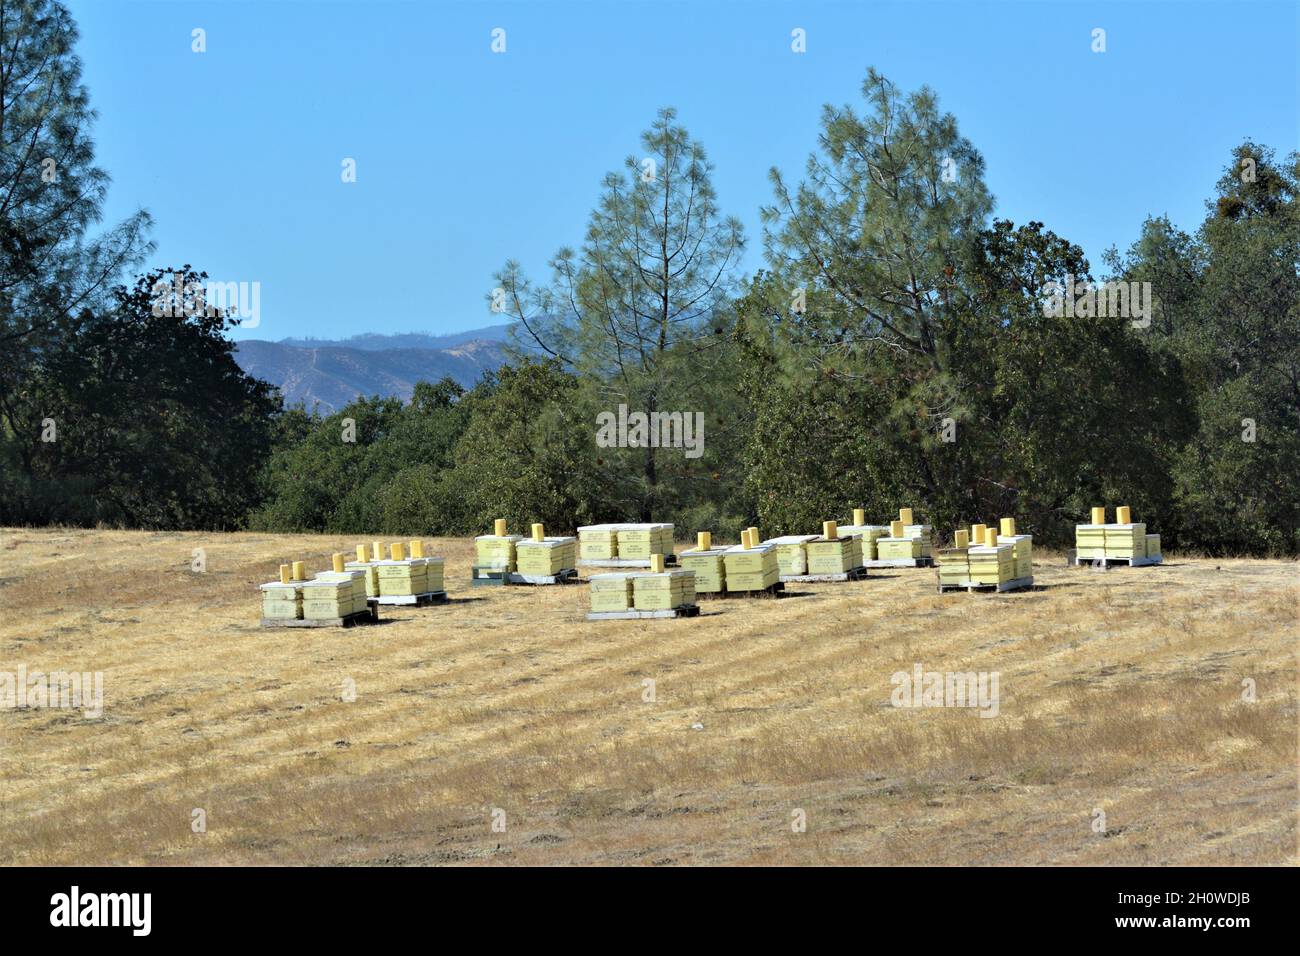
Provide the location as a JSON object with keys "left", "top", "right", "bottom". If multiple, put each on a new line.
{"left": 0, "top": 527, "right": 1295, "bottom": 866}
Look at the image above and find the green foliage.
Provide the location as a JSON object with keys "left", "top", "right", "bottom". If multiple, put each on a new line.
{"left": 1123, "top": 144, "right": 1300, "bottom": 554}
{"left": 0, "top": 0, "right": 153, "bottom": 445}
{"left": 0, "top": 267, "right": 280, "bottom": 529}
{"left": 492, "top": 108, "right": 746, "bottom": 520}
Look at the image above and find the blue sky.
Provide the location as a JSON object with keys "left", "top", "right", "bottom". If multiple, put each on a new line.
{"left": 67, "top": 0, "right": 1298, "bottom": 342}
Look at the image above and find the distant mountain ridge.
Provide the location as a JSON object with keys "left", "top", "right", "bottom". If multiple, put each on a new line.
{"left": 277, "top": 324, "right": 514, "bottom": 352}
{"left": 234, "top": 325, "right": 515, "bottom": 414}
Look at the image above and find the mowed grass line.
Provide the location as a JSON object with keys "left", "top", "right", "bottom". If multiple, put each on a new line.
{"left": 0, "top": 529, "right": 1295, "bottom": 865}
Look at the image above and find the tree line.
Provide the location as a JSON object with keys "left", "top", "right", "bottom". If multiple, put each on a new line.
{"left": 2, "top": 3, "right": 1295, "bottom": 554}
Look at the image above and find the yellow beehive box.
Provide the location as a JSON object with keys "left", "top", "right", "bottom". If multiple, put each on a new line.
{"left": 1104, "top": 523, "right": 1146, "bottom": 559}
{"left": 343, "top": 561, "right": 380, "bottom": 597}
{"left": 678, "top": 548, "right": 726, "bottom": 593}
{"left": 577, "top": 524, "right": 622, "bottom": 560}
{"left": 423, "top": 557, "right": 445, "bottom": 593}
{"left": 805, "top": 535, "right": 860, "bottom": 574}
{"left": 722, "top": 543, "right": 777, "bottom": 576}
{"left": 375, "top": 559, "right": 430, "bottom": 596}
{"left": 474, "top": 534, "right": 521, "bottom": 570}
{"left": 967, "top": 544, "right": 1014, "bottom": 584}
{"left": 1145, "top": 534, "right": 1160, "bottom": 558}
{"left": 300, "top": 578, "right": 359, "bottom": 618}
{"left": 615, "top": 524, "right": 674, "bottom": 560}
{"left": 313, "top": 570, "right": 368, "bottom": 613}
{"left": 902, "top": 524, "right": 933, "bottom": 557}
{"left": 723, "top": 543, "right": 779, "bottom": 590}
{"left": 877, "top": 537, "right": 922, "bottom": 560}
{"left": 632, "top": 570, "right": 696, "bottom": 610}
{"left": 996, "top": 535, "right": 1033, "bottom": 579}
{"left": 936, "top": 547, "right": 970, "bottom": 584}
{"left": 840, "top": 524, "right": 890, "bottom": 560}
{"left": 589, "top": 572, "right": 637, "bottom": 612}
{"left": 516, "top": 537, "right": 577, "bottom": 575}
{"left": 259, "top": 582, "right": 303, "bottom": 619}
{"left": 767, "top": 535, "right": 817, "bottom": 575}
{"left": 1075, "top": 524, "right": 1107, "bottom": 559}
{"left": 724, "top": 567, "right": 781, "bottom": 591}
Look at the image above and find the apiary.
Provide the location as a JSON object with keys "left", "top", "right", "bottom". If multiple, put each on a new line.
{"left": 767, "top": 535, "right": 818, "bottom": 575}
{"left": 632, "top": 569, "right": 696, "bottom": 611}
{"left": 588, "top": 572, "right": 638, "bottom": 612}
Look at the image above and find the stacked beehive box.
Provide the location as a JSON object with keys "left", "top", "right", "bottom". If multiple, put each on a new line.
{"left": 678, "top": 531, "right": 726, "bottom": 593}
{"left": 303, "top": 578, "right": 366, "bottom": 620}
{"left": 1075, "top": 506, "right": 1156, "bottom": 563}
{"left": 260, "top": 561, "right": 305, "bottom": 621}
{"left": 376, "top": 541, "right": 430, "bottom": 597}
{"left": 803, "top": 521, "right": 864, "bottom": 575}
{"left": 577, "top": 523, "right": 623, "bottom": 561}
{"left": 722, "top": 529, "right": 779, "bottom": 592}
{"left": 876, "top": 518, "right": 924, "bottom": 560}
{"left": 768, "top": 534, "right": 818, "bottom": 575}
{"left": 632, "top": 566, "right": 696, "bottom": 611}
{"left": 306, "top": 552, "right": 368, "bottom": 620}
{"left": 872, "top": 508, "right": 932, "bottom": 561}
{"left": 344, "top": 542, "right": 384, "bottom": 598}
{"left": 588, "top": 572, "right": 637, "bottom": 612}
{"left": 967, "top": 525, "right": 1016, "bottom": 586}
{"left": 838, "top": 508, "right": 888, "bottom": 560}
{"left": 515, "top": 524, "right": 577, "bottom": 576}
{"left": 995, "top": 517, "right": 1033, "bottom": 579}
{"left": 936, "top": 529, "right": 972, "bottom": 587}
{"left": 616, "top": 523, "right": 675, "bottom": 562}
{"left": 475, "top": 519, "right": 522, "bottom": 571}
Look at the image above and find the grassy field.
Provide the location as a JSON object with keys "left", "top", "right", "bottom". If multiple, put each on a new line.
{"left": 0, "top": 527, "right": 1295, "bottom": 866}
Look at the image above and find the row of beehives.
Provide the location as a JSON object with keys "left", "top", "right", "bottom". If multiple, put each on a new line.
{"left": 586, "top": 506, "right": 932, "bottom": 610}
{"left": 259, "top": 540, "right": 444, "bottom": 622}
{"left": 1075, "top": 506, "right": 1161, "bottom": 562}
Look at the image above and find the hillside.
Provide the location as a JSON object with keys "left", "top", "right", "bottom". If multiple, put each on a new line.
{"left": 0, "top": 528, "right": 1293, "bottom": 866}
{"left": 233, "top": 335, "right": 509, "bottom": 413}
